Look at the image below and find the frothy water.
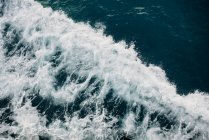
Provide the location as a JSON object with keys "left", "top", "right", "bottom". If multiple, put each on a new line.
{"left": 0, "top": 0, "right": 209, "bottom": 139}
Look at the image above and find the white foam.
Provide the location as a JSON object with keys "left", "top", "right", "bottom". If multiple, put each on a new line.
{"left": 0, "top": 0, "right": 209, "bottom": 139}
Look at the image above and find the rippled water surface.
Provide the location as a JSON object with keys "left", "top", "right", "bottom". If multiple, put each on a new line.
{"left": 0, "top": 0, "right": 209, "bottom": 139}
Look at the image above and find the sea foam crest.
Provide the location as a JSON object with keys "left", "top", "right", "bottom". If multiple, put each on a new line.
{"left": 0, "top": 0, "right": 209, "bottom": 139}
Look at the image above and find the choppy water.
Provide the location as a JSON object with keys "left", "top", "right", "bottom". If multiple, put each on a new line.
{"left": 36, "top": 0, "right": 209, "bottom": 94}
{"left": 0, "top": 0, "right": 209, "bottom": 140}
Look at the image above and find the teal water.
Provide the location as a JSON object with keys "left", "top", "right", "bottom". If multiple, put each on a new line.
{"left": 1, "top": 0, "right": 209, "bottom": 139}
{"left": 37, "top": 0, "right": 209, "bottom": 94}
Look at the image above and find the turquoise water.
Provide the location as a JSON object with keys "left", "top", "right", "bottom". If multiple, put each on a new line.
{"left": 37, "top": 0, "right": 209, "bottom": 94}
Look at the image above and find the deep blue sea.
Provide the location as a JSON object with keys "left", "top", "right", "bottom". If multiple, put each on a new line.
{"left": 0, "top": 0, "right": 209, "bottom": 139}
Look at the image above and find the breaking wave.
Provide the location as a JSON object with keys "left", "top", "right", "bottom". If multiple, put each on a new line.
{"left": 0, "top": 0, "right": 209, "bottom": 139}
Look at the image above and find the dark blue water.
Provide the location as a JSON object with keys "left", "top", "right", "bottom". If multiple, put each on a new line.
{"left": 1, "top": 1, "right": 209, "bottom": 139}
{"left": 37, "top": 0, "right": 209, "bottom": 94}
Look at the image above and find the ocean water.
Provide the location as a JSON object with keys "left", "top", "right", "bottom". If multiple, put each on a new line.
{"left": 0, "top": 0, "right": 209, "bottom": 140}
{"left": 36, "top": 0, "right": 209, "bottom": 94}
